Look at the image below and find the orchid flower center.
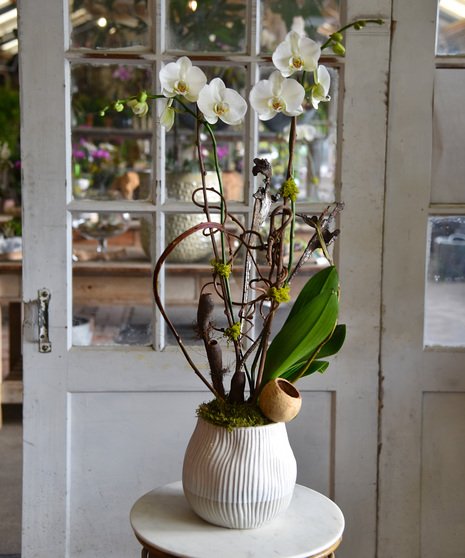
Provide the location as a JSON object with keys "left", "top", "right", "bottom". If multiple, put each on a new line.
{"left": 268, "top": 96, "right": 285, "bottom": 113}
{"left": 174, "top": 80, "right": 188, "bottom": 95}
{"left": 214, "top": 101, "right": 229, "bottom": 116}
{"left": 290, "top": 55, "right": 304, "bottom": 70}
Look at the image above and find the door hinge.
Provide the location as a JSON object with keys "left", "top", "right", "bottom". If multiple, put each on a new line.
{"left": 38, "top": 288, "right": 51, "bottom": 353}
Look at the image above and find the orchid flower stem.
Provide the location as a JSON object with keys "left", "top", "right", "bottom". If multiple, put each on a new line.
{"left": 203, "top": 121, "right": 237, "bottom": 322}
{"left": 320, "top": 19, "right": 384, "bottom": 51}
{"left": 286, "top": 117, "right": 297, "bottom": 182}
{"left": 286, "top": 199, "right": 296, "bottom": 286}
{"left": 284, "top": 117, "right": 297, "bottom": 285}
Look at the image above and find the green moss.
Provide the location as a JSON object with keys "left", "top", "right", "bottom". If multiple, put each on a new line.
{"left": 266, "top": 285, "right": 290, "bottom": 303}
{"left": 210, "top": 258, "right": 231, "bottom": 278}
{"left": 197, "top": 398, "right": 272, "bottom": 431}
{"left": 223, "top": 322, "right": 241, "bottom": 343}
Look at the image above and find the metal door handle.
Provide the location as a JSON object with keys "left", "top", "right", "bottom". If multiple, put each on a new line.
{"left": 38, "top": 288, "right": 51, "bottom": 353}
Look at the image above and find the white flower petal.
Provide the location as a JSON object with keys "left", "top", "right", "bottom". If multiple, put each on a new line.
{"left": 221, "top": 88, "right": 247, "bottom": 123}
{"left": 272, "top": 41, "right": 294, "bottom": 77}
{"left": 268, "top": 70, "right": 286, "bottom": 96}
{"left": 309, "top": 65, "right": 331, "bottom": 109}
{"left": 158, "top": 99, "right": 175, "bottom": 131}
{"left": 198, "top": 78, "right": 246, "bottom": 126}
{"left": 158, "top": 57, "right": 207, "bottom": 102}
{"left": 177, "top": 56, "right": 192, "bottom": 80}
{"left": 250, "top": 79, "right": 274, "bottom": 111}
{"left": 159, "top": 62, "right": 183, "bottom": 97}
{"left": 250, "top": 71, "right": 304, "bottom": 119}
{"left": 280, "top": 79, "right": 305, "bottom": 113}
{"left": 272, "top": 30, "right": 321, "bottom": 76}
{"left": 197, "top": 82, "right": 220, "bottom": 122}
{"left": 298, "top": 37, "right": 321, "bottom": 72}
{"left": 127, "top": 99, "right": 149, "bottom": 116}
{"left": 316, "top": 65, "right": 331, "bottom": 92}
{"left": 184, "top": 66, "right": 208, "bottom": 102}
{"left": 257, "top": 108, "right": 279, "bottom": 121}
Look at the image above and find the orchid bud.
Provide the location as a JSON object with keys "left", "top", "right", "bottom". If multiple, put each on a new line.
{"left": 330, "top": 32, "right": 343, "bottom": 43}
{"left": 112, "top": 101, "right": 124, "bottom": 112}
{"left": 137, "top": 91, "right": 148, "bottom": 103}
{"left": 332, "top": 43, "right": 345, "bottom": 55}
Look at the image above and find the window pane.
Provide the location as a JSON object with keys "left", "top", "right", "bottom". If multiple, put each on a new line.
{"left": 258, "top": 67, "right": 338, "bottom": 202}
{"left": 70, "top": 0, "right": 150, "bottom": 50}
{"left": 437, "top": 0, "right": 465, "bottom": 55}
{"left": 72, "top": 212, "right": 152, "bottom": 346}
{"left": 425, "top": 216, "right": 465, "bottom": 347}
{"left": 431, "top": 69, "right": 465, "bottom": 204}
{"left": 71, "top": 64, "right": 153, "bottom": 201}
{"left": 165, "top": 0, "right": 246, "bottom": 53}
{"left": 164, "top": 65, "right": 246, "bottom": 202}
{"left": 261, "top": 0, "right": 340, "bottom": 53}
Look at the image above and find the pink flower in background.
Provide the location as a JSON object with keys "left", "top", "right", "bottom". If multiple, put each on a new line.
{"left": 112, "top": 67, "right": 134, "bottom": 81}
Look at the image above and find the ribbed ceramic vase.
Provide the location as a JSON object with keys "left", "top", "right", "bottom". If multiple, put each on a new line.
{"left": 182, "top": 417, "right": 297, "bottom": 529}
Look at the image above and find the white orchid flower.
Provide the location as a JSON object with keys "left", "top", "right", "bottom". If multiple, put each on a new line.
{"left": 197, "top": 78, "right": 247, "bottom": 126}
{"left": 159, "top": 56, "right": 207, "bottom": 103}
{"left": 272, "top": 30, "right": 321, "bottom": 77}
{"left": 249, "top": 70, "right": 305, "bottom": 121}
{"left": 309, "top": 65, "right": 331, "bottom": 109}
{"left": 127, "top": 99, "right": 149, "bottom": 116}
{"left": 284, "top": 123, "right": 317, "bottom": 142}
{"left": 158, "top": 98, "right": 175, "bottom": 132}
{"left": 0, "top": 141, "right": 11, "bottom": 161}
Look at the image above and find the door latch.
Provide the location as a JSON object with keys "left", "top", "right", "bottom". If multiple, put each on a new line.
{"left": 38, "top": 288, "right": 51, "bottom": 353}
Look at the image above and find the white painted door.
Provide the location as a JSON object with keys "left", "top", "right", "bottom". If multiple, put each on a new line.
{"left": 379, "top": 0, "right": 465, "bottom": 556}
{"left": 19, "top": 1, "right": 390, "bottom": 557}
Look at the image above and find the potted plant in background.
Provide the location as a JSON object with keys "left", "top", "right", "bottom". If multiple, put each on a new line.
{"left": 0, "top": 85, "right": 21, "bottom": 215}
{"left": 101, "top": 18, "right": 383, "bottom": 529}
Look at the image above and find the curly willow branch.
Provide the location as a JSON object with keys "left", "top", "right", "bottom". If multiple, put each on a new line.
{"left": 153, "top": 221, "right": 231, "bottom": 400}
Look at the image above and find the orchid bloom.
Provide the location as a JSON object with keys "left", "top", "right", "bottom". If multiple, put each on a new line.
{"left": 158, "top": 98, "right": 175, "bottom": 131}
{"left": 159, "top": 56, "right": 207, "bottom": 103}
{"left": 127, "top": 99, "right": 149, "bottom": 116}
{"left": 249, "top": 70, "right": 305, "bottom": 121}
{"left": 272, "top": 30, "right": 321, "bottom": 77}
{"left": 309, "top": 65, "right": 331, "bottom": 109}
{"left": 197, "top": 78, "right": 247, "bottom": 126}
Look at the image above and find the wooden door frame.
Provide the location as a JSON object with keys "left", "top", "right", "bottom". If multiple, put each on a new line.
{"left": 379, "top": 0, "right": 465, "bottom": 555}
{"left": 19, "top": 1, "right": 71, "bottom": 555}
{"left": 17, "top": 1, "right": 394, "bottom": 556}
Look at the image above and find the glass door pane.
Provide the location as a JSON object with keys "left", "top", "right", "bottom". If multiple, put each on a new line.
{"left": 437, "top": 0, "right": 465, "bottom": 54}
{"left": 261, "top": 0, "right": 340, "bottom": 52}
{"left": 425, "top": 216, "right": 465, "bottom": 347}
{"left": 70, "top": 0, "right": 151, "bottom": 49}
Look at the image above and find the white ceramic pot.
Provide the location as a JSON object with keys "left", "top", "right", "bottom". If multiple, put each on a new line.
{"left": 182, "top": 417, "right": 296, "bottom": 529}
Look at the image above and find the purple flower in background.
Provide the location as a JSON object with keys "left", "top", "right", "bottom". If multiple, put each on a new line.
{"left": 72, "top": 149, "right": 86, "bottom": 159}
{"left": 112, "top": 67, "right": 134, "bottom": 81}
{"left": 91, "top": 149, "right": 111, "bottom": 160}
{"left": 216, "top": 145, "right": 229, "bottom": 160}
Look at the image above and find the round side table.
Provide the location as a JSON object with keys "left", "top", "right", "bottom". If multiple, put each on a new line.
{"left": 130, "top": 482, "right": 344, "bottom": 558}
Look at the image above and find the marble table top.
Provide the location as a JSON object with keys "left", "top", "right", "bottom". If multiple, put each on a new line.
{"left": 130, "top": 482, "right": 344, "bottom": 558}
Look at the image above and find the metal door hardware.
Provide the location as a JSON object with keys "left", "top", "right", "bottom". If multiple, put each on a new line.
{"left": 38, "top": 288, "right": 51, "bottom": 353}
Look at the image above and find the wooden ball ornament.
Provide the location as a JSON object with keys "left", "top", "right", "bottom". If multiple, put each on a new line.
{"left": 259, "top": 378, "right": 302, "bottom": 423}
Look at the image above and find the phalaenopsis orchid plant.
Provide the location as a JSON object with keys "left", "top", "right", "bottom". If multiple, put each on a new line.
{"left": 101, "top": 19, "right": 383, "bottom": 426}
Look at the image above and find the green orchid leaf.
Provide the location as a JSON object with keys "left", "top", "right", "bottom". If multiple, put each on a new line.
{"left": 279, "top": 359, "right": 330, "bottom": 384}
{"left": 316, "top": 324, "right": 346, "bottom": 358}
{"left": 285, "top": 266, "right": 339, "bottom": 324}
{"left": 262, "top": 287, "right": 339, "bottom": 385}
